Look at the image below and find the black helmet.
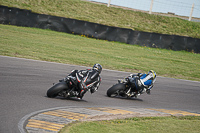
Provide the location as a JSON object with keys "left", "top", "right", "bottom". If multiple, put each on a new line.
{"left": 93, "top": 64, "right": 102, "bottom": 74}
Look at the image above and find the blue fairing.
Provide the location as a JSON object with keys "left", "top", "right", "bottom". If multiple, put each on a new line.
{"left": 144, "top": 80, "right": 152, "bottom": 86}
{"left": 140, "top": 74, "right": 146, "bottom": 79}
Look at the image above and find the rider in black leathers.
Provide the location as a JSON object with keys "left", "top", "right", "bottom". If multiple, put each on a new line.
{"left": 65, "top": 64, "right": 102, "bottom": 99}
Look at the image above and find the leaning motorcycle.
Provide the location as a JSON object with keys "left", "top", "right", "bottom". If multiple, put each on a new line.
{"left": 107, "top": 78, "right": 148, "bottom": 98}
{"left": 47, "top": 77, "right": 80, "bottom": 98}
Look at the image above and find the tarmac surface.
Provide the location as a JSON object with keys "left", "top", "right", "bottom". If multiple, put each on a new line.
{"left": 0, "top": 56, "right": 200, "bottom": 133}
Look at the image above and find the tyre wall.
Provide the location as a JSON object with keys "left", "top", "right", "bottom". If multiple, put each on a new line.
{"left": 0, "top": 5, "right": 199, "bottom": 53}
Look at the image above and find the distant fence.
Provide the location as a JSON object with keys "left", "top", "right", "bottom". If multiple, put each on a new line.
{"left": 0, "top": 5, "right": 199, "bottom": 53}
{"left": 88, "top": 0, "right": 200, "bottom": 22}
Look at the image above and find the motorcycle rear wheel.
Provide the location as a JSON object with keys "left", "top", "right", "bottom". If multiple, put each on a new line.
{"left": 107, "top": 83, "right": 126, "bottom": 97}
{"left": 47, "top": 81, "right": 68, "bottom": 98}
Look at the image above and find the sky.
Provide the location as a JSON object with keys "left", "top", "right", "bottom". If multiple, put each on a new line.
{"left": 89, "top": 0, "right": 200, "bottom": 18}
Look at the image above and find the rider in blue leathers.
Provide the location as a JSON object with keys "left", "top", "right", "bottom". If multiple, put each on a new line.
{"left": 126, "top": 70, "right": 156, "bottom": 97}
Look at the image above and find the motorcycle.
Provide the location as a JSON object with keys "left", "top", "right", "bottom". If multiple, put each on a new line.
{"left": 107, "top": 78, "right": 149, "bottom": 98}
{"left": 47, "top": 76, "right": 80, "bottom": 98}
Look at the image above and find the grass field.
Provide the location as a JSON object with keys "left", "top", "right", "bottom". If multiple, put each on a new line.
{"left": 0, "top": 24, "right": 200, "bottom": 81}
{"left": 60, "top": 116, "right": 200, "bottom": 133}
{"left": 0, "top": 0, "right": 200, "bottom": 39}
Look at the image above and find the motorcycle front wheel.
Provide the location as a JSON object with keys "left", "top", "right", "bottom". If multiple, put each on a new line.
{"left": 47, "top": 81, "right": 68, "bottom": 98}
{"left": 107, "top": 83, "right": 126, "bottom": 97}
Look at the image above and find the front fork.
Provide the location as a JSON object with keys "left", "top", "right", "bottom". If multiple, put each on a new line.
{"left": 125, "top": 87, "right": 138, "bottom": 97}
{"left": 125, "top": 88, "right": 133, "bottom": 97}
{"left": 125, "top": 88, "right": 131, "bottom": 96}
{"left": 65, "top": 87, "right": 79, "bottom": 97}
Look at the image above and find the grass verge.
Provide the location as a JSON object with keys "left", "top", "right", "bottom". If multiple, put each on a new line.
{"left": 0, "top": 0, "right": 200, "bottom": 39}
{"left": 60, "top": 116, "right": 200, "bottom": 133}
{"left": 0, "top": 24, "right": 200, "bottom": 81}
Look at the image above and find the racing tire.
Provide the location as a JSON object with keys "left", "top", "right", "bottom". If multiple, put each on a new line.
{"left": 107, "top": 83, "right": 126, "bottom": 97}
{"left": 47, "top": 81, "right": 68, "bottom": 98}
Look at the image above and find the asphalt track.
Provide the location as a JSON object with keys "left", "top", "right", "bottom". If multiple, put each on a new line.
{"left": 0, "top": 55, "right": 200, "bottom": 133}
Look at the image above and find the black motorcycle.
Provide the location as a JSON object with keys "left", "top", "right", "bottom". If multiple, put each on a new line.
{"left": 107, "top": 78, "right": 148, "bottom": 98}
{"left": 47, "top": 77, "right": 80, "bottom": 98}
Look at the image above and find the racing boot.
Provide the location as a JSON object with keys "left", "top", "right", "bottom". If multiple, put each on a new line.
{"left": 146, "top": 89, "right": 151, "bottom": 94}
{"left": 77, "top": 89, "right": 86, "bottom": 99}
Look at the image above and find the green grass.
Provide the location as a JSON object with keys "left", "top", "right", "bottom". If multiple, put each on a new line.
{"left": 0, "top": 24, "right": 200, "bottom": 81}
{"left": 60, "top": 116, "right": 200, "bottom": 133}
{"left": 0, "top": 0, "right": 200, "bottom": 39}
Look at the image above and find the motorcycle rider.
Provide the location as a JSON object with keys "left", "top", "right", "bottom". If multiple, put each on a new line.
{"left": 65, "top": 64, "right": 102, "bottom": 99}
{"left": 126, "top": 70, "right": 156, "bottom": 97}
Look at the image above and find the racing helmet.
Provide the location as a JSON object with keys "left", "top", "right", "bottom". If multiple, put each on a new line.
{"left": 93, "top": 63, "right": 102, "bottom": 74}
{"left": 148, "top": 70, "right": 156, "bottom": 80}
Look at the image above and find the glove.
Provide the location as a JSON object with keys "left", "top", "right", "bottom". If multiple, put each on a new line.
{"left": 137, "top": 73, "right": 143, "bottom": 77}
{"left": 118, "top": 79, "right": 124, "bottom": 83}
